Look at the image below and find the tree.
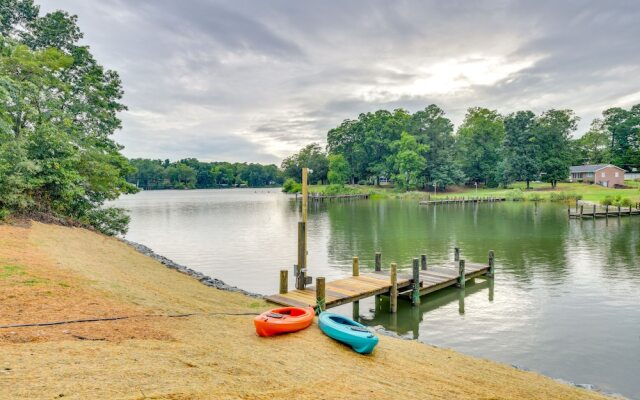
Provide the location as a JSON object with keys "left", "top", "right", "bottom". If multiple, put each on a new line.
{"left": 572, "top": 119, "right": 610, "bottom": 165}
{"left": 503, "top": 111, "right": 539, "bottom": 189}
{"left": 0, "top": 4, "right": 139, "bottom": 234}
{"left": 281, "top": 143, "right": 328, "bottom": 184}
{"left": 456, "top": 108, "right": 505, "bottom": 187}
{"left": 327, "top": 154, "right": 350, "bottom": 185}
{"left": 603, "top": 104, "right": 640, "bottom": 170}
{"left": 536, "top": 109, "right": 578, "bottom": 188}
{"left": 389, "top": 132, "right": 428, "bottom": 191}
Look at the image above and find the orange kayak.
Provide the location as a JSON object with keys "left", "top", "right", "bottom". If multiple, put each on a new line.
{"left": 254, "top": 306, "right": 315, "bottom": 337}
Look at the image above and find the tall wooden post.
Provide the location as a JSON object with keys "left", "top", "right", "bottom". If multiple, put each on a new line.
{"left": 606, "top": 204, "right": 609, "bottom": 220}
{"left": 390, "top": 263, "right": 398, "bottom": 313}
{"left": 454, "top": 247, "right": 460, "bottom": 262}
{"left": 412, "top": 258, "right": 421, "bottom": 306}
{"left": 593, "top": 204, "right": 596, "bottom": 219}
{"left": 457, "top": 259, "right": 465, "bottom": 289}
{"left": 375, "top": 252, "right": 381, "bottom": 272}
{"left": 420, "top": 254, "right": 427, "bottom": 271}
{"left": 352, "top": 256, "right": 359, "bottom": 277}
{"left": 296, "top": 168, "right": 309, "bottom": 290}
{"left": 279, "top": 270, "right": 288, "bottom": 294}
{"left": 316, "top": 277, "right": 325, "bottom": 314}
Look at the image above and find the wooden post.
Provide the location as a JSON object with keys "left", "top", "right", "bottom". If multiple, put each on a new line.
{"left": 420, "top": 254, "right": 427, "bottom": 271}
{"left": 593, "top": 204, "right": 596, "bottom": 219}
{"left": 279, "top": 269, "right": 288, "bottom": 294}
{"left": 457, "top": 259, "right": 465, "bottom": 289}
{"left": 352, "top": 256, "right": 359, "bottom": 276}
{"left": 618, "top": 205, "right": 621, "bottom": 217}
{"left": 302, "top": 167, "right": 309, "bottom": 223}
{"left": 412, "top": 258, "right": 421, "bottom": 306}
{"left": 454, "top": 247, "right": 460, "bottom": 262}
{"left": 390, "top": 263, "right": 397, "bottom": 313}
{"left": 606, "top": 204, "right": 609, "bottom": 219}
{"left": 296, "top": 221, "right": 306, "bottom": 290}
{"left": 316, "top": 277, "right": 325, "bottom": 313}
{"left": 580, "top": 205, "right": 583, "bottom": 218}
{"left": 488, "top": 250, "right": 495, "bottom": 277}
{"left": 375, "top": 252, "right": 381, "bottom": 272}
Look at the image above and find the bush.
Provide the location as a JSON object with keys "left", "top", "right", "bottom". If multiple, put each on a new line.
{"left": 526, "top": 193, "right": 543, "bottom": 202}
{"left": 601, "top": 196, "right": 613, "bottom": 206}
{"left": 506, "top": 189, "right": 525, "bottom": 201}
{"left": 83, "top": 208, "right": 131, "bottom": 236}
{"left": 282, "top": 178, "right": 301, "bottom": 193}
{"left": 621, "top": 197, "right": 633, "bottom": 207}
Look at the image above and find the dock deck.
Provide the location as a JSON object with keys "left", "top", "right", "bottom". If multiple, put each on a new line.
{"left": 419, "top": 196, "right": 506, "bottom": 205}
{"left": 265, "top": 261, "right": 491, "bottom": 309}
{"left": 569, "top": 205, "right": 640, "bottom": 218}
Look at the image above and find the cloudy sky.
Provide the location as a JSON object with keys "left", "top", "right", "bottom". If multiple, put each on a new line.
{"left": 41, "top": 0, "right": 640, "bottom": 164}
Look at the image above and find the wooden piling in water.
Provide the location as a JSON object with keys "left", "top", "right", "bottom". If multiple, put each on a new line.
{"left": 420, "top": 254, "right": 427, "bottom": 271}
{"left": 412, "top": 258, "right": 421, "bottom": 306}
{"left": 390, "top": 263, "right": 397, "bottom": 313}
{"left": 352, "top": 256, "right": 359, "bottom": 277}
{"left": 457, "top": 259, "right": 466, "bottom": 289}
{"left": 593, "top": 204, "right": 596, "bottom": 220}
{"left": 618, "top": 205, "right": 621, "bottom": 217}
{"left": 279, "top": 270, "right": 288, "bottom": 294}
{"left": 316, "top": 277, "right": 325, "bottom": 313}
{"left": 454, "top": 247, "right": 460, "bottom": 261}
{"left": 488, "top": 250, "right": 495, "bottom": 277}
{"left": 296, "top": 221, "right": 307, "bottom": 290}
{"left": 374, "top": 252, "right": 381, "bottom": 272}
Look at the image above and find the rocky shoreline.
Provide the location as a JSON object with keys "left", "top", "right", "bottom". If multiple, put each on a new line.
{"left": 122, "top": 239, "right": 263, "bottom": 299}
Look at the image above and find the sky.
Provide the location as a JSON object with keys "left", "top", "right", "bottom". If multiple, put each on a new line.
{"left": 41, "top": 0, "right": 640, "bottom": 164}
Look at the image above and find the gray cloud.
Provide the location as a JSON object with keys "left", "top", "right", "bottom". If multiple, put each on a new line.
{"left": 40, "top": 0, "right": 640, "bottom": 163}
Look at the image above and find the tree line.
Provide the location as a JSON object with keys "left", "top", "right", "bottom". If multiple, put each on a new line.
{"left": 127, "top": 158, "right": 283, "bottom": 190}
{"left": 282, "top": 104, "right": 640, "bottom": 190}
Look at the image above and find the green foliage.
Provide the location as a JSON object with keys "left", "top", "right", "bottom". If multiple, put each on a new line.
{"left": 456, "top": 107, "right": 505, "bottom": 187}
{"left": 537, "top": 110, "right": 578, "bottom": 188}
{"left": 572, "top": 119, "right": 610, "bottom": 165}
{"left": 505, "top": 189, "right": 525, "bottom": 201}
{"left": 282, "top": 178, "right": 301, "bottom": 193}
{"left": 526, "top": 193, "right": 543, "bottom": 202}
{"left": 0, "top": 4, "right": 137, "bottom": 235}
{"left": 603, "top": 104, "right": 640, "bottom": 169}
{"left": 327, "top": 154, "right": 350, "bottom": 185}
{"left": 127, "top": 158, "right": 282, "bottom": 189}
{"left": 548, "top": 192, "right": 582, "bottom": 202}
{"left": 389, "top": 132, "right": 427, "bottom": 191}
{"left": 602, "top": 195, "right": 632, "bottom": 207}
{"left": 503, "top": 111, "right": 539, "bottom": 188}
{"left": 281, "top": 143, "right": 328, "bottom": 184}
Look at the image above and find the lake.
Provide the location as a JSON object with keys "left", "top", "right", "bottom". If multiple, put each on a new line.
{"left": 113, "top": 188, "right": 640, "bottom": 398}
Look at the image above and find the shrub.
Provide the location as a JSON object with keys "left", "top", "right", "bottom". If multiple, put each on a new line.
{"left": 506, "top": 189, "right": 525, "bottom": 201}
{"left": 526, "top": 193, "right": 543, "bottom": 202}
{"left": 621, "top": 197, "right": 633, "bottom": 207}
{"left": 282, "top": 178, "right": 301, "bottom": 193}
{"left": 601, "top": 196, "right": 613, "bottom": 206}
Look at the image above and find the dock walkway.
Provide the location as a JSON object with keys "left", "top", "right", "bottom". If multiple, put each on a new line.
{"left": 420, "top": 196, "right": 506, "bottom": 205}
{"left": 265, "top": 252, "right": 493, "bottom": 311}
{"left": 569, "top": 204, "right": 640, "bottom": 219}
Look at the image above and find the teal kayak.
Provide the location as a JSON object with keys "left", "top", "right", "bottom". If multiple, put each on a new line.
{"left": 318, "top": 312, "right": 379, "bottom": 354}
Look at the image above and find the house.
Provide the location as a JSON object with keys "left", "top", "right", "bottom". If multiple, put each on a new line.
{"left": 569, "top": 164, "right": 625, "bottom": 187}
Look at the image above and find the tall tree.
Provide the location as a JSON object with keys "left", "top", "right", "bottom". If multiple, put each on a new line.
{"left": 407, "top": 104, "right": 464, "bottom": 188}
{"left": 327, "top": 154, "right": 350, "bottom": 185}
{"left": 536, "top": 109, "right": 578, "bottom": 188}
{"left": 603, "top": 104, "right": 640, "bottom": 169}
{"left": 503, "top": 111, "right": 539, "bottom": 189}
{"left": 572, "top": 119, "right": 611, "bottom": 165}
{"left": 281, "top": 143, "right": 328, "bottom": 184}
{"left": 456, "top": 108, "right": 505, "bottom": 187}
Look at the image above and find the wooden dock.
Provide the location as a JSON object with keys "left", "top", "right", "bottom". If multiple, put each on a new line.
{"left": 420, "top": 196, "right": 506, "bottom": 205}
{"left": 295, "top": 193, "right": 369, "bottom": 202}
{"left": 266, "top": 249, "right": 495, "bottom": 312}
{"left": 569, "top": 204, "right": 640, "bottom": 219}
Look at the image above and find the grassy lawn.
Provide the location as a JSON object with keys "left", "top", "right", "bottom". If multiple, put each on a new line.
{"left": 306, "top": 181, "right": 640, "bottom": 204}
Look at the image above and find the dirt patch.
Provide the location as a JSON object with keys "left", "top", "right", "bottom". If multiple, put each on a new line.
{"left": 0, "top": 224, "right": 169, "bottom": 343}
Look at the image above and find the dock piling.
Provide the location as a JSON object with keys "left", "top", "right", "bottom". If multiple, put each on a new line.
{"left": 420, "top": 254, "right": 427, "bottom": 271}
{"left": 279, "top": 270, "right": 288, "bottom": 294}
{"left": 352, "top": 256, "right": 359, "bottom": 277}
{"left": 390, "top": 263, "right": 398, "bottom": 313}
{"left": 375, "top": 252, "right": 381, "bottom": 272}
{"left": 457, "top": 259, "right": 466, "bottom": 288}
{"left": 488, "top": 250, "right": 495, "bottom": 277}
{"left": 296, "top": 221, "right": 307, "bottom": 290}
{"left": 454, "top": 247, "right": 460, "bottom": 262}
{"left": 412, "top": 258, "right": 421, "bottom": 306}
{"left": 316, "top": 277, "right": 325, "bottom": 313}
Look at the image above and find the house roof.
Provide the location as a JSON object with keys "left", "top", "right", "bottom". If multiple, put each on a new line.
{"left": 570, "top": 164, "right": 625, "bottom": 173}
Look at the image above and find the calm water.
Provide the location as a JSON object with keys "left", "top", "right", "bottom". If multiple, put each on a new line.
{"left": 113, "top": 189, "right": 640, "bottom": 398}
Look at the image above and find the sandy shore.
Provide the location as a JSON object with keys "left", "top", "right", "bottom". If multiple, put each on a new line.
{"left": 0, "top": 222, "right": 612, "bottom": 399}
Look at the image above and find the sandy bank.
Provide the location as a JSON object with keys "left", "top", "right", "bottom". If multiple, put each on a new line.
{"left": 0, "top": 222, "right": 611, "bottom": 399}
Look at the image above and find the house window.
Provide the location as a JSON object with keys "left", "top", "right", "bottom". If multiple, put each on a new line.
{"left": 615, "top": 172, "right": 619, "bottom": 177}
{"left": 601, "top": 172, "right": 605, "bottom": 178}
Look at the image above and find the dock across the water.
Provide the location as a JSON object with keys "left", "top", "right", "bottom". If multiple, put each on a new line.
{"left": 295, "top": 193, "right": 369, "bottom": 202}
{"left": 265, "top": 249, "right": 495, "bottom": 313}
{"left": 420, "top": 196, "right": 506, "bottom": 205}
{"left": 569, "top": 204, "right": 640, "bottom": 219}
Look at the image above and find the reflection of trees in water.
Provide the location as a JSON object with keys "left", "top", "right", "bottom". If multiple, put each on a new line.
{"left": 569, "top": 218, "right": 640, "bottom": 280}
{"left": 326, "top": 201, "right": 569, "bottom": 284}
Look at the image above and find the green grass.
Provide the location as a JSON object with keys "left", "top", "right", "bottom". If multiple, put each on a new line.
{"left": 0, "top": 265, "right": 26, "bottom": 279}
{"left": 304, "top": 181, "right": 640, "bottom": 204}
